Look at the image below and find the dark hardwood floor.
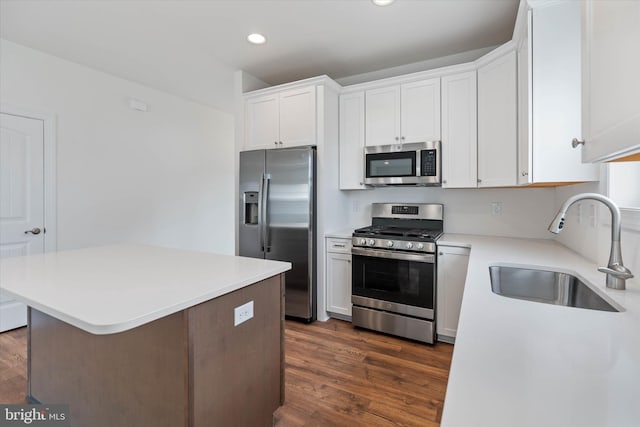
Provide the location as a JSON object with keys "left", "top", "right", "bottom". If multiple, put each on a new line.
{"left": 274, "top": 319, "right": 453, "bottom": 427}
{"left": 0, "top": 326, "right": 28, "bottom": 404}
{"left": 0, "top": 319, "right": 453, "bottom": 426}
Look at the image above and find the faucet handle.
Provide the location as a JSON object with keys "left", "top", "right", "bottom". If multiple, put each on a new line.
{"left": 598, "top": 265, "right": 634, "bottom": 280}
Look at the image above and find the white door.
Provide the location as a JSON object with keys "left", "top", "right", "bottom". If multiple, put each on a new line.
{"left": 401, "top": 78, "right": 441, "bottom": 143}
{"left": 0, "top": 113, "right": 45, "bottom": 332}
{"left": 339, "top": 91, "right": 367, "bottom": 190}
{"left": 365, "top": 86, "right": 400, "bottom": 146}
{"left": 477, "top": 50, "right": 518, "bottom": 187}
{"left": 279, "top": 85, "right": 317, "bottom": 148}
{"left": 441, "top": 71, "right": 477, "bottom": 188}
{"left": 244, "top": 93, "right": 280, "bottom": 150}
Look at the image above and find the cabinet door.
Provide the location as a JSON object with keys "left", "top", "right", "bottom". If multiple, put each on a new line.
{"left": 279, "top": 86, "right": 317, "bottom": 147}
{"left": 477, "top": 50, "right": 518, "bottom": 187}
{"left": 581, "top": 0, "right": 640, "bottom": 162}
{"left": 531, "top": 1, "right": 597, "bottom": 182}
{"left": 517, "top": 17, "right": 532, "bottom": 185}
{"left": 441, "top": 71, "right": 477, "bottom": 188}
{"left": 326, "top": 251, "right": 352, "bottom": 317}
{"left": 365, "top": 86, "right": 401, "bottom": 146}
{"left": 401, "top": 78, "right": 441, "bottom": 143}
{"left": 339, "top": 92, "right": 368, "bottom": 190}
{"left": 245, "top": 94, "right": 279, "bottom": 150}
{"left": 437, "top": 246, "right": 470, "bottom": 341}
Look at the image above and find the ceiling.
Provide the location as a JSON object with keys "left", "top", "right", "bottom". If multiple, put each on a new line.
{"left": 0, "top": 0, "right": 519, "bottom": 113}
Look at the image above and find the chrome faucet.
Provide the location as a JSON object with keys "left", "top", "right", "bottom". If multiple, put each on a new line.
{"left": 548, "top": 193, "right": 634, "bottom": 290}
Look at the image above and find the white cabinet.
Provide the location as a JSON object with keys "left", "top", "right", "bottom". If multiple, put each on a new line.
{"left": 365, "top": 78, "right": 441, "bottom": 147}
{"left": 580, "top": 0, "right": 640, "bottom": 162}
{"left": 437, "top": 245, "right": 470, "bottom": 343}
{"left": 441, "top": 71, "right": 477, "bottom": 188}
{"left": 325, "top": 237, "right": 352, "bottom": 319}
{"left": 518, "top": 2, "right": 598, "bottom": 184}
{"left": 477, "top": 50, "right": 518, "bottom": 187}
{"left": 339, "top": 92, "right": 367, "bottom": 190}
{"left": 244, "top": 85, "right": 316, "bottom": 150}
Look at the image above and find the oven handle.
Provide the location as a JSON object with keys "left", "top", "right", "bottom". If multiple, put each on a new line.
{"left": 352, "top": 247, "right": 435, "bottom": 263}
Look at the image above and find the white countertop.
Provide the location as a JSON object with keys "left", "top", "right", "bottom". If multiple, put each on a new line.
{"left": 438, "top": 234, "right": 640, "bottom": 427}
{"left": 325, "top": 229, "right": 354, "bottom": 239}
{"left": 0, "top": 244, "right": 291, "bottom": 335}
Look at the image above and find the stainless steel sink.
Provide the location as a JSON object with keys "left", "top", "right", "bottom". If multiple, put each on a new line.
{"left": 489, "top": 266, "right": 620, "bottom": 312}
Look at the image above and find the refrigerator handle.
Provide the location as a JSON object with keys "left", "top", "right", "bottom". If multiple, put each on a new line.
{"left": 258, "top": 173, "right": 265, "bottom": 252}
{"left": 263, "top": 174, "right": 271, "bottom": 252}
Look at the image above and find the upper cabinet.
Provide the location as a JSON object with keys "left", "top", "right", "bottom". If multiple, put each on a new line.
{"left": 580, "top": 0, "right": 640, "bottom": 162}
{"left": 244, "top": 85, "right": 316, "bottom": 150}
{"left": 517, "top": 1, "right": 598, "bottom": 184}
{"left": 477, "top": 50, "right": 518, "bottom": 188}
{"left": 441, "top": 70, "right": 477, "bottom": 188}
{"left": 339, "top": 92, "right": 368, "bottom": 190}
{"left": 365, "top": 78, "right": 440, "bottom": 147}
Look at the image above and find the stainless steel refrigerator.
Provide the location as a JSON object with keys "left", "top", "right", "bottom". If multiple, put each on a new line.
{"left": 239, "top": 146, "right": 316, "bottom": 322}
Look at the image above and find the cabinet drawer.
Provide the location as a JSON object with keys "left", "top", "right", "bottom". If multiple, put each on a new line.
{"left": 327, "top": 238, "right": 352, "bottom": 254}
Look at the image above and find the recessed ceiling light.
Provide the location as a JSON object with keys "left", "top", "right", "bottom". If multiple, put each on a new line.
{"left": 372, "top": 0, "right": 395, "bottom": 6}
{"left": 247, "top": 33, "right": 266, "bottom": 45}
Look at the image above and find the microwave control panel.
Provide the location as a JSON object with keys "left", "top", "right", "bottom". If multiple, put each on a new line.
{"left": 420, "top": 150, "right": 437, "bottom": 177}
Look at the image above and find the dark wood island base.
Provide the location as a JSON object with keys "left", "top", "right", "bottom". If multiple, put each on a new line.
{"left": 27, "top": 274, "right": 285, "bottom": 427}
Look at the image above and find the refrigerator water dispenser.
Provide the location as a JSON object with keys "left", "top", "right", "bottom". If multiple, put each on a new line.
{"left": 243, "top": 192, "right": 259, "bottom": 225}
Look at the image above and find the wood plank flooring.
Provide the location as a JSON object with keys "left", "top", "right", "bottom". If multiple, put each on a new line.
{"left": 0, "top": 319, "right": 453, "bottom": 426}
{"left": 0, "top": 326, "right": 28, "bottom": 404}
{"left": 274, "top": 319, "right": 453, "bottom": 427}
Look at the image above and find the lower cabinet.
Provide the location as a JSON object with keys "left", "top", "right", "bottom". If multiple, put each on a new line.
{"left": 437, "top": 245, "right": 470, "bottom": 343}
{"left": 326, "top": 237, "right": 352, "bottom": 319}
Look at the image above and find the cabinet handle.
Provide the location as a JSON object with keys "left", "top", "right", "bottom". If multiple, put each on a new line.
{"left": 274, "top": 141, "right": 278, "bottom": 146}
{"left": 401, "top": 136, "right": 405, "bottom": 141}
{"left": 442, "top": 180, "right": 447, "bottom": 184}
{"left": 477, "top": 179, "right": 482, "bottom": 183}
{"left": 571, "top": 138, "right": 585, "bottom": 148}
{"left": 521, "top": 171, "right": 528, "bottom": 176}
{"left": 279, "top": 141, "right": 283, "bottom": 145}
{"left": 333, "top": 244, "right": 346, "bottom": 248}
{"left": 395, "top": 137, "right": 399, "bottom": 141}
{"left": 347, "top": 260, "right": 351, "bottom": 263}
{"left": 439, "top": 252, "right": 444, "bottom": 256}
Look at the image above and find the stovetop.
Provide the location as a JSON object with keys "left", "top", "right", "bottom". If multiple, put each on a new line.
{"left": 353, "top": 225, "right": 443, "bottom": 241}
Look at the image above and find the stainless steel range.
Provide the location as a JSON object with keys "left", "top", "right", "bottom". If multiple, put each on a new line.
{"left": 351, "top": 203, "right": 443, "bottom": 344}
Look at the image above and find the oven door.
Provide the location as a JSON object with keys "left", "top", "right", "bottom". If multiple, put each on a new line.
{"left": 364, "top": 150, "right": 417, "bottom": 185}
{"left": 351, "top": 247, "right": 435, "bottom": 320}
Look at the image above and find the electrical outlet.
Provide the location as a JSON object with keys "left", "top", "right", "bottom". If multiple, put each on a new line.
{"left": 491, "top": 202, "right": 502, "bottom": 216}
{"left": 234, "top": 300, "right": 254, "bottom": 326}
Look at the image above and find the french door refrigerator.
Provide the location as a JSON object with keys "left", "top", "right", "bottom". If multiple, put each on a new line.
{"left": 239, "top": 146, "right": 316, "bottom": 322}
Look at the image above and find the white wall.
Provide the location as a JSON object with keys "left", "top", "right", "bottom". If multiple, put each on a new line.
{"left": 342, "top": 186, "right": 557, "bottom": 239}
{"left": 1, "top": 39, "right": 235, "bottom": 254}
{"left": 555, "top": 175, "right": 640, "bottom": 288}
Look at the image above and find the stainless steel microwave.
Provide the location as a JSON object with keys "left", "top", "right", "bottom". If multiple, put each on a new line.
{"left": 364, "top": 141, "right": 441, "bottom": 186}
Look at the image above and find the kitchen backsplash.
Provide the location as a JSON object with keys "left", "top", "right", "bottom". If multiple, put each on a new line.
{"left": 343, "top": 186, "right": 557, "bottom": 240}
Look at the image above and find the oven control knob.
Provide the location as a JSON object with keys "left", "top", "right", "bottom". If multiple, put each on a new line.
{"left": 406, "top": 242, "right": 414, "bottom": 249}
{"left": 386, "top": 241, "right": 394, "bottom": 247}
{"left": 368, "top": 239, "right": 376, "bottom": 246}
{"left": 359, "top": 238, "right": 367, "bottom": 245}
{"left": 416, "top": 243, "right": 424, "bottom": 250}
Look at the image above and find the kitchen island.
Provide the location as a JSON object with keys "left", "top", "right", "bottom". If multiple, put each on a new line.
{"left": 438, "top": 235, "right": 640, "bottom": 427}
{"left": 0, "top": 244, "right": 291, "bottom": 427}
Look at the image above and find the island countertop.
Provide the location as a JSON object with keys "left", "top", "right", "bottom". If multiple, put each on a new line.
{"left": 0, "top": 244, "right": 291, "bottom": 335}
{"left": 438, "top": 234, "right": 640, "bottom": 427}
